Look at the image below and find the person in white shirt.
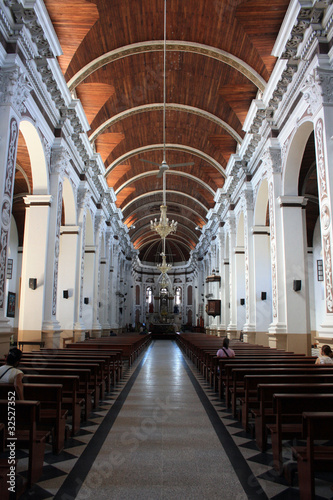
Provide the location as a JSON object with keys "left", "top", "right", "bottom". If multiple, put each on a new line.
{"left": 315, "top": 344, "right": 333, "bottom": 365}
{"left": 0, "top": 347, "right": 24, "bottom": 398}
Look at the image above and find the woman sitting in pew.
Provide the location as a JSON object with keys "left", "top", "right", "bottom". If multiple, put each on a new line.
{"left": 0, "top": 348, "right": 24, "bottom": 398}
{"left": 315, "top": 344, "right": 333, "bottom": 365}
{"left": 216, "top": 337, "right": 235, "bottom": 358}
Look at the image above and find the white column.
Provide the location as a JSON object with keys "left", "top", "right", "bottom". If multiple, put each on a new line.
{"left": 100, "top": 231, "right": 111, "bottom": 334}
{"left": 42, "top": 143, "right": 69, "bottom": 336}
{"left": 302, "top": 64, "right": 333, "bottom": 333}
{"left": 18, "top": 195, "right": 52, "bottom": 342}
{"left": 279, "top": 196, "right": 309, "bottom": 333}
{"left": 263, "top": 141, "right": 287, "bottom": 335}
{"left": 227, "top": 212, "right": 237, "bottom": 335}
{"left": 110, "top": 245, "right": 120, "bottom": 330}
{"left": 91, "top": 214, "right": 104, "bottom": 335}
{"left": 217, "top": 229, "right": 226, "bottom": 334}
{"left": 73, "top": 187, "right": 90, "bottom": 338}
{"left": 243, "top": 188, "right": 256, "bottom": 333}
{"left": 0, "top": 64, "right": 30, "bottom": 332}
{"left": 57, "top": 226, "right": 80, "bottom": 334}
{"left": 235, "top": 246, "right": 245, "bottom": 331}
{"left": 252, "top": 226, "right": 272, "bottom": 334}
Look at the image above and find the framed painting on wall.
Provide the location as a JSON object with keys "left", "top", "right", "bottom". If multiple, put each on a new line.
{"left": 7, "top": 292, "right": 16, "bottom": 318}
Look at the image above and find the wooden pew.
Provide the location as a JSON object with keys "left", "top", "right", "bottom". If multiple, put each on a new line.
{"left": 70, "top": 334, "right": 151, "bottom": 366}
{"left": 249, "top": 378, "right": 333, "bottom": 450}
{"left": 0, "top": 383, "right": 68, "bottom": 455}
{"left": 218, "top": 357, "right": 316, "bottom": 400}
{"left": 0, "top": 400, "right": 50, "bottom": 487}
{"left": 22, "top": 374, "right": 83, "bottom": 436}
{"left": 207, "top": 350, "right": 305, "bottom": 386}
{"left": 19, "top": 367, "right": 92, "bottom": 421}
{"left": 18, "top": 358, "right": 104, "bottom": 404}
{"left": 36, "top": 348, "right": 123, "bottom": 389}
{"left": 14, "top": 360, "right": 101, "bottom": 408}
{"left": 225, "top": 365, "right": 333, "bottom": 415}
{"left": 291, "top": 412, "right": 333, "bottom": 500}
{"left": 267, "top": 394, "right": 333, "bottom": 473}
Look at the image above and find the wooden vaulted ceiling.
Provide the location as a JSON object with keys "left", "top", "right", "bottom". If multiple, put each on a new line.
{"left": 44, "top": 0, "right": 290, "bottom": 263}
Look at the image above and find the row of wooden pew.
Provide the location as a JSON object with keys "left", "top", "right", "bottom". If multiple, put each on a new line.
{"left": 177, "top": 333, "right": 333, "bottom": 500}
{"left": 0, "top": 333, "right": 151, "bottom": 498}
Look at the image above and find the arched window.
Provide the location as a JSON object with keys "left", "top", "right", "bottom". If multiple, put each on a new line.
{"left": 136, "top": 285, "right": 140, "bottom": 305}
{"left": 175, "top": 286, "right": 182, "bottom": 305}
{"left": 146, "top": 286, "right": 153, "bottom": 306}
{"left": 187, "top": 285, "right": 192, "bottom": 305}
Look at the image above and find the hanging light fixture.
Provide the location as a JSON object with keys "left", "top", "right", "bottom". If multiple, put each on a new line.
{"left": 157, "top": 252, "right": 173, "bottom": 274}
{"left": 149, "top": 0, "right": 183, "bottom": 272}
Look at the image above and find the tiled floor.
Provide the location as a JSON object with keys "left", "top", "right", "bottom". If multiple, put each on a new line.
{"left": 5, "top": 340, "right": 333, "bottom": 499}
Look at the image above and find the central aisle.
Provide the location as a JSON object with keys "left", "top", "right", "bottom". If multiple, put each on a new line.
{"left": 61, "top": 341, "right": 263, "bottom": 499}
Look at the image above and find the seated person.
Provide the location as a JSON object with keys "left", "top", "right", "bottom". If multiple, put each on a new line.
{"left": 315, "top": 344, "right": 333, "bottom": 365}
{"left": 0, "top": 347, "right": 24, "bottom": 399}
{"left": 216, "top": 337, "right": 235, "bottom": 358}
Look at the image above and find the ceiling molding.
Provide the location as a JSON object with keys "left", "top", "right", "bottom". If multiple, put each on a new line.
{"left": 121, "top": 190, "right": 209, "bottom": 214}
{"left": 68, "top": 41, "right": 266, "bottom": 92}
{"left": 115, "top": 170, "right": 215, "bottom": 196}
{"left": 105, "top": 143, "right": 226, "bottom": 177}
{"left": 89, "top": 103, "right": 243, "bottom": 145}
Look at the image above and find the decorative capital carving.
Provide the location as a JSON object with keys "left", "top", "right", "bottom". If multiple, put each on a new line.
{"left": 0, "top": 67, "right": 32, "bottom": 115}
{"left": 261, "top": 144, "right": 282, "bottom": 176}
{"left": 94, "top": 213, "right": 105, "bottom": 235}
{"left": 301, "top": 68, "right": 333, "bottom": 114}
{"left": 50, "top": 147, "right": 70, "bottom": 176}
{"left": 242, "top": 188, "right": 254, "bottom": 211}
{"left": 77, "top": 187, "right": 90, "bottom": 210}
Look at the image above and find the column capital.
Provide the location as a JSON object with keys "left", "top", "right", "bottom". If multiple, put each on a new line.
{"left": 0, "top": 65, "right": 32, "bottom": 117}
{"left": 262, "top": 140, "right": 282, "bottom": 176}
{"left": 301, "top": 66, "right": 333, "bottom": 115}
{"left": 50, "top": 143, "right": 71, "bottom": 176}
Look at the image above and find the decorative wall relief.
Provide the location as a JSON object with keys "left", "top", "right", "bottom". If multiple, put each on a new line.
{"left": 52, "top": 182, "right": 63, "bottom": 316}
{"left": 315, "top": 118, "right": 333, "bottom": 313}
{"left": 269, "top": 182, "right": 278, "bottom": 318}
{"left": 0, "top": 117, "right": 18, "bottom": 308}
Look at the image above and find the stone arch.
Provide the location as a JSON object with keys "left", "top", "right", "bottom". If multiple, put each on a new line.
{"left": 283, "top": 119, "right": 314, "bottom": 196}
{"left": 19, "top": 120, "right": 49, "bottom": 194}
{"left": 254, "top": 178, "right": 269, "bottom": 226}
{"left": 62, "top": 177, "right": 77, "bottom": 225}
{"left": 17, "top": 119, "right": 51, "bottom": 340}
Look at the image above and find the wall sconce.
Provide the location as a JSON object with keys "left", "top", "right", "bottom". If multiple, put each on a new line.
{"left": 29, "top": 278, "right": 37, "bottom": 290}
{"left": 261, "top": 292, "right": 267, "bottom": 301}
{"left": 63, "top": 290, "right": 69, "bottom": 299}
{"left": 84, "top": 297, "right": 89, "bottom": 304}
{"left": 293, "top": 280, "right": 301, "bottom": 292}
{"left": 240, "top": 298, "right": 245, "bottom": 305}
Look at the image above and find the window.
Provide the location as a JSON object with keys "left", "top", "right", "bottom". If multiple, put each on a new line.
{"left": 146, "top": 286, "right": 153, "bottom": 305}
{"left": 175, "top": 287, "right": 182, "bottom": 305}
{"left": 317, "top": 260, "right": 324, "bottom": 281}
